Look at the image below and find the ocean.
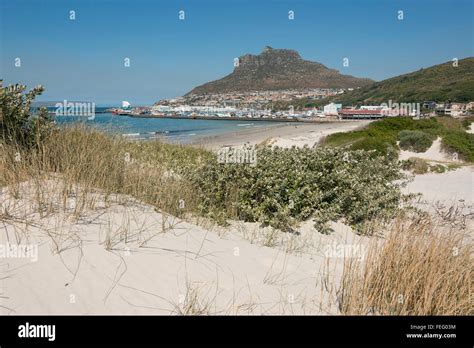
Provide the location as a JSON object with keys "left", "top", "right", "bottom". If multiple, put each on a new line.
{"left": 53, "top": 107, "right": 284, "bottom": 143}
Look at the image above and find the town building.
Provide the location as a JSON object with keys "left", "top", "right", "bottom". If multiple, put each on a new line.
{"left": 324, "top": 103, "right": 342, "bottom": 116}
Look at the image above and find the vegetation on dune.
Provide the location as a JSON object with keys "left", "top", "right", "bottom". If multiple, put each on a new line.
{"left": 322, "top": 117, "right": 440, "bottom": 155}
{"left": 322, "top": 116, "right": 474, "bottom": 162}
{"left": 339, "top": 217, "right": 472, "bottom": 315}
{"left": 180, "top": 146, "right": 405, "bottom": 233}
{"left": 0, "top": 128, "right": 406, "bottom": 234}
{"left": 397, "top": 130, "right": 436, "bottom": 153}
{"left": 398, "top": 157, "right": 458, "bottom": 175}
{"left": 0, "top": 82, "right": 406, "bottom": 234}
{"left": 0, "top": 124, "right": 209, "bottom": 219}
{"left": 1, "top": 83, "right": 471, "bottom": 235}
{"left": 400, "top": 157, "right": 429, "bottom": 174}
{"left": 461, "top": 116, "right": 474, "bottom": 129}
{"left": 441, "top": 130, "right": 474, "bottom": 162}
{"left": 0, "top": 80, "right": 54, "bottom": 149}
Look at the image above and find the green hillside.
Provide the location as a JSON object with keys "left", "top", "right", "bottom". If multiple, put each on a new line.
{"left": 276, "top": 57, "right": 474, "bottom": 110}
{"left": 332, "top": 57, "right": 474, "bottom": 105}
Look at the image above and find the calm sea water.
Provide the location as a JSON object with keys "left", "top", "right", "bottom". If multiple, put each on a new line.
{"left": 53, "top": 107, "right": 283, "bottom": 144}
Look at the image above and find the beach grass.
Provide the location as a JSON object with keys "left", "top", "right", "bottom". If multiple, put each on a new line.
{"left": 1, "top": 125, "right": 211, "bottom": 219}
{"left": 339, "top": 216, "right": 472, "bottom": 315}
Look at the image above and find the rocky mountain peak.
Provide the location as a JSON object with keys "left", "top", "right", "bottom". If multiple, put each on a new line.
{"left": 186, "top": 47, "right": 373, "bottom": 95}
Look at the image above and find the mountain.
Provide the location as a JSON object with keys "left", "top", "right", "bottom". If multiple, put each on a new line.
{"left": 186, "top": 46, "right": 373, "bottom": 95}
{"left": 330, "top": 57, "right": 474, "bottom": 105}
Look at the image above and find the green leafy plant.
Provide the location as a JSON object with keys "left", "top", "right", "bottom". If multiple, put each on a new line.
{"left": 400, "top": 157, "right": 429, "bottom": 174}
{"left": 441, "top": 130, "right": 474, "bottom": 162}
{"left": 181, "top": 146, "right": 405, "bottom": 233}
{"left": 0, "top": 80, "right": 54, "bottom": 148}
{"left": 397, "top": 130, "right": 436, "bottom": 152}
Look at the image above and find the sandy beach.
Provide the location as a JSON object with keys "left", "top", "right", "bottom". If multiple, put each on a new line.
{"left": 190, "top": 120, "right": 373, "bottom": 149}
{"left": 1, "top": 167, "right": 471, "bottom": 315}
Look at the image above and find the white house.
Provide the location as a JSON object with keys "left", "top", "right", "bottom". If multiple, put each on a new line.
{"left": 323, "top": 103, "right": 342, "bottom": 116}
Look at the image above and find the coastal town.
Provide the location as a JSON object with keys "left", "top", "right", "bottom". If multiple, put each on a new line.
{"left": 111, "top": 90, "right": 474, "bottom": 121}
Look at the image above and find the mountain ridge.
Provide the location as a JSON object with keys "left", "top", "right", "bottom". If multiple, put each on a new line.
{"left": 186, "top": 47, "right": 374, "bottom": 95}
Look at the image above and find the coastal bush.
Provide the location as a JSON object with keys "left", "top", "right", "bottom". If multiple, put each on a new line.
{"left": 182, "top": 146, "right": 405, "bottom": 233}
{"left": 0, "top": 81, "right": 54, "bottom": 148}
{"left": 437, "top": 116, "right": 466, "bottom": 131}
{"left": 397, "top": 130, "right": 435, "bottom": 152}
{"left": 350, "top": 137, "right": 397, "bottom": 158}
{"left": 322, "top": 117, "right": 440, "bottom": 155}
{"left": 428, "top": 164, "right": 447, "bottom": 173}
{"left": 461, "top": 117, "right": 474, "bottom": 130}
{"left": 400, "top": 158, "right": 429, "bottom": 174}
{"left": 441, "top": 130, "right": 474, "bottom": 162}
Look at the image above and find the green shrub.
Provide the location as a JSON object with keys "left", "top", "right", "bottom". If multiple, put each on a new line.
{"left": 323, "top": 117, "right": 440, "bottom": 155}
{"left": 0, "top": 80, "right": 54, "bottom": 148}
{"left": 397, "top": 130, "right": 436, "bottom": 152}
{"left": 350, "top": 138, "right": 398, "bottom": 159}
{"left": 182, "top": 146, "right": 405, "bottom": 233}
{"left": 429, "top": 164, "right": 447, "bottom": 173}
{"left": 461, "top": 117, "right": 474, "bottom": 130}
{"left": 447, "top": 163, "right": 461, "bottom": 171}
{"left": 400, "top": 157, "right": 429, "bottom": 174}
{"left": 441, "top": 131, "right": 474, "bottom": 162}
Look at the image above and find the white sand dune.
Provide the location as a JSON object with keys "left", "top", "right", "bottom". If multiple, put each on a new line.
{"left": 267, "top": 121, "right": 372, "bottom": 148}
{"left": 1, "top": 169, "right": 471, "bottom": 315}
{"left": 0, "top": 181, "right": 368, "bottom": 315}
{"left": 398, "top": 137, "right": 456, "bottom": 162}
{"left": 195, "top": 121, "right": 373, "bottom": 149}
{"left": 399, "top": 136, "right": 473, "bottom": 222}
{"left": 403, "top": 166, "right": 473, "bottom": 223}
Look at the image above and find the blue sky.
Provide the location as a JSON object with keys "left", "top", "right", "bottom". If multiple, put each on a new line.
{"left": 1, "top": 0, "right": 473, "bottom": 105}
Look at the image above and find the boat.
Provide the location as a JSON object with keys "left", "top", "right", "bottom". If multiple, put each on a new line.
{"left": 111, "top": 101, "right": 133, "bottom": 116}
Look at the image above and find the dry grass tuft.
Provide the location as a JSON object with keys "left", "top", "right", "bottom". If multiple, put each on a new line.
{"left": 338, "top": 216, "right": 472, "bottom": 315}
{"left": 0, "top": 124, "right": 204, "bottom": 221}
